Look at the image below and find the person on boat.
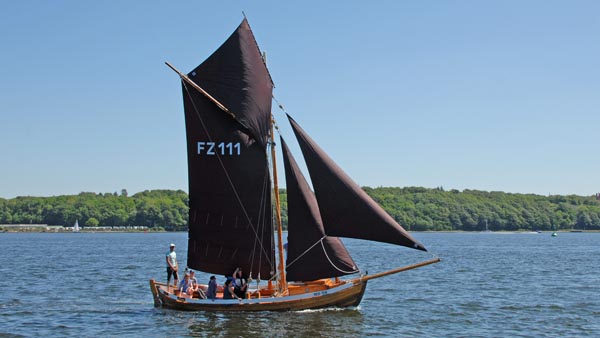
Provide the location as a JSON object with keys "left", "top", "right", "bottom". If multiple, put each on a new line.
{"left": 227, "top": 271, "right": 236, "bottom": 294}
{"left": 165, "top": 243, "right": 179, "bottom": 288}
{"left": 223, "top": 279, "right": 240, "bottom": 300}
{"left": 179, "top": 272, "right": 191, "bottom": 295}
{"left": 232, "top": 267, "right": 248, "bottom": 299}
{"left": 206, "top": 275, "right": 217, "bottom": 300}
{"left": 188, "top": 270, "right": 203, "bottom": 298}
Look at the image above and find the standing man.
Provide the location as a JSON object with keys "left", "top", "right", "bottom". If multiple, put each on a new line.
{"left": 166, "top": 243, "right": 179, "bottom": 288}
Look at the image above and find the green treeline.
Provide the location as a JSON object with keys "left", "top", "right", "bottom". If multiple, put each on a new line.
{"left": 1, "top": 187, "right": 599, "bottom": 231}
{"left": 363, "top": 187, "right": 600, "bottom": 231}
{"left": 0, "top": 190, "right": 188, "bottom": 231}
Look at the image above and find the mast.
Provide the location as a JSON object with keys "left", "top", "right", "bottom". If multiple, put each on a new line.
{"left": 270, "top": 116, "right": 287, "bottom": 293}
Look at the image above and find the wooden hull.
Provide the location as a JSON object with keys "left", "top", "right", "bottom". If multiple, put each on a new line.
{"left": 148, "top": 258, "right": 440, "bottom": 312}
{"left": 149, "top": 278, "right": 367, "bottom": 312}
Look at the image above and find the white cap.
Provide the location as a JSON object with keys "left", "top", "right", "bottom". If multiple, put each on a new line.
{"left": 170, "top": 243, "right": 175, "bottom": 247}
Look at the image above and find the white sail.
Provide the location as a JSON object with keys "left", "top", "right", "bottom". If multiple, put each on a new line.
{"left": 73, "top": 220, "right": 80, "bottom": 233}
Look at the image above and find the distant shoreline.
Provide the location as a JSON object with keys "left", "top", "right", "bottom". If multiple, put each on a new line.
{"left": 0, "top": 229, "right": 162, "bottom": 233}
{"left": 0, "top": 224, "right": 155, "bottom": 233}
{"left": 2, "top": 227, "right": 598, "bottom": 234}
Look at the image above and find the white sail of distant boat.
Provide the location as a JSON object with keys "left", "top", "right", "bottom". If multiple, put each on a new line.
{"left": 482, "top": 219, "right": 491, "bottom": 233}
{"left": 73, "top": 220, "right": 80, "bottom": 233}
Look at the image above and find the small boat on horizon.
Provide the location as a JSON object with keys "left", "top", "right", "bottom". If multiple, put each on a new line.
{"left": 481, "top": 220, "right": 492, "bottom": 233}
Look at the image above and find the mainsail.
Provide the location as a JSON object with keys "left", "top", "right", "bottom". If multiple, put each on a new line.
{"left": 182, "top": 19, "right": 275, "bottom": 278}
{"left": 281, "top": 137, "right": 358, "bottom": 281}
{"left": 287, "top": 115, "right": 427, "bottom": 251}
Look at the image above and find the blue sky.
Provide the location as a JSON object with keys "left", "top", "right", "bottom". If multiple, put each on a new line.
{"left": 1, "top": 0, "right": 599, "bottom": 198}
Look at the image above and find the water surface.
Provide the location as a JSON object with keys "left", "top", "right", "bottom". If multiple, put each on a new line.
{"left": 0, "top": 232, "right": 598, "bottom": 337}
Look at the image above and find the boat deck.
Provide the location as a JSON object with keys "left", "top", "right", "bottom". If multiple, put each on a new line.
{"left": 150, "top": 278, "right": 367, "bottom": 311}
{"left": 155, "top": 278, "right": 343, "bottom": 300}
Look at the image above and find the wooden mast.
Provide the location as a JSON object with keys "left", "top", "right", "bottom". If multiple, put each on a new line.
{"left": 262, "top": 50, "right": 287, "bottom": 294}
{"left": 271, "top": 117, "right": 288, "bottom": 294}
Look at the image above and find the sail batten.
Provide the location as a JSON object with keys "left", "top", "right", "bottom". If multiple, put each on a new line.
{"left": 287, "top": 115, "right": 427, "bottom": 251}
{"left": 281, "top": 137, "right": 358, "bottom": 281}
{"left": 183, "top": 18, "right": 275, "bottom": 278}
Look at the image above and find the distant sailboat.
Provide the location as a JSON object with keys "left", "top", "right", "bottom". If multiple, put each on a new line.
{"left": 551, "top": 223, "right": 557, "bottom": 237}
{"left": 73, "top": 220, "right": 80, "bottom": 233}
{"left": 482, "top": 219, "right": 491, "bottom": 233}
{"left": 149, "top": 18, "right": 439, "bottom": 311}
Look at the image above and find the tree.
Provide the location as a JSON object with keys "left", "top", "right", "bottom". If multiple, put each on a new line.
{"left": 86, "top": 217, "right": 99, "bottom": 227}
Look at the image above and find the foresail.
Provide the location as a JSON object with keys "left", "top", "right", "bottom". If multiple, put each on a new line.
{"left": 182, "top": 19, "right": 275, "bottom": 278}
{"left": 281, "top": 137, "right": 358, "bottom": 281}
{"left": 287, "top": 115, "right": 427, "bottom": 251}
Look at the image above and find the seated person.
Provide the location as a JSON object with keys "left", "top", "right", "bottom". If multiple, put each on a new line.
{"left": 206, "top": 275, "right": 217, "bottom": 300}
{"left": 178, "top": 273, "right": 191, "bottom": 295}
{"left": 223, "top": 279, "right": 240, "bottom": 300}
{"left": 188, "top": 270, "right": 205, "bottom": 298}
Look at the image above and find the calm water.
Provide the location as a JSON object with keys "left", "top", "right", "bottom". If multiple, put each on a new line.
{"left": 0, "top": 232, "right": 598, "bottom": 337}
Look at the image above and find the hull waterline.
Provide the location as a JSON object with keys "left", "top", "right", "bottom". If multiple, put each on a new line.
{"left": 150, "top": 279, "right": 367, "bottom": 312}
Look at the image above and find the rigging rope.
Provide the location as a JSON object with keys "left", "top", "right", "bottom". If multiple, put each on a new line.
{"left": 272, "top": 94, "right": 287, "bottom": 115}
{"left": 286, "top": 236, "right": 326, "bottom": 268}
{"left": 286, "top": 236, "right": 358, "bottom": 275}
{"left": 249, "top": 167, "right": 272, "bottom": 277}
{"left": 319, "top": 240, "right": 359, "bottom": 274}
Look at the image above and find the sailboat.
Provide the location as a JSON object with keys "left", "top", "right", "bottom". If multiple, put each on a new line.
{"left": 482, "top": 219, "right": 491, "bottom": 233}
{"left": 73, "top": 220, "right": 80, "bottom": 233}
{"left": 149, "top": 18, "right": 439, "bottom": 311}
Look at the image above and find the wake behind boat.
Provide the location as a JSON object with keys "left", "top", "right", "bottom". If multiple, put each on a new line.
{"left": 150, "top": 18, "right": 439, "bottom": 311}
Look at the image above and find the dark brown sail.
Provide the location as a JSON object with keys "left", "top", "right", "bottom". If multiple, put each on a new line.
{"left": 287, "top": 115, "right": 427, "bottom": 251}
{"left": 182, "top": 19, "right": 275, "bottom": 278}
{"left": 281, "top": 137, "right": 358, "bottom": 281}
